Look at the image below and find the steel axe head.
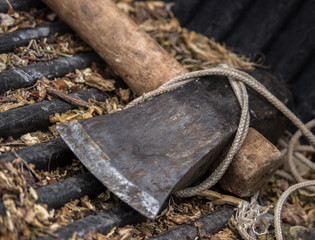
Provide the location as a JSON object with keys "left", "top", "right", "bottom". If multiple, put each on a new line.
{"left": 57, "top": 71, "right": 290, "bottom": 219}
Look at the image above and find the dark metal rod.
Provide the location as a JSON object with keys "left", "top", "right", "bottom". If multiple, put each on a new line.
{"left": 37, "top": 204, "right": 234, "bottom": 240}
{"left": 36, "top": 172, "right": 106, "bottom": 209}
{"left": 0, "top": 137, "right": 73, "bottom": 170}
{"left": 0, "top": 22, "right": 72, "bottom": 53}
{"left": 0, "top": 0, "right": 45, "bottom": 12}
{"left": 0, "top": 172, "right": 105, "bottom": 216}
{"left": 150, "top": 206, "right": 234, "bottom": 240}
{"left": 38, "top": 205, "right": 145, "bottom": 240}
{"left": 0, "top": 88, "right": 107, "bottom": 138}
{"left": 0, "top": 51, "right": 101, "bottom": 93}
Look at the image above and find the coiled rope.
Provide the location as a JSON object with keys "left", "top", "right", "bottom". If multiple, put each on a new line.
{"left": 126, "top": 65, "right": 315, "bottom": 240}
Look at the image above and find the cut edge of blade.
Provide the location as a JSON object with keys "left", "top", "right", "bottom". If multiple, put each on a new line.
{"left": 56, "top": 120, "right": 161, "bottom": 219}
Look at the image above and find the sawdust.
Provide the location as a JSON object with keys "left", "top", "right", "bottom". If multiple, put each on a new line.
{"left": 85, "top": 73, "right": 115, "bottom": 92}
{"left": 0, "top": 33, "right": 91, "bottom": 72}
{"left": 0, "top": 131, "right": 54, "bottom": 155}
{"left": 78, "top": 197, "right": 216, "bottom": 240}
{"left": 1, "top": 1, "right": 311, "bottom": 240}
{"left": 118, "top": 0, "right": 256, "bottom": 71}
{"left": 36, "top": 159, "right": 86, "bottom": 186}
{"left": 53, "top": 192, "right": 119, "bottom": 228}
{"left": 0, "top": 159, "right": 60, "bottom": 239}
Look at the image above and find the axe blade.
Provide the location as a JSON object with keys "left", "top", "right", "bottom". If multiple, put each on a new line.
{"left": 57, "top": 71, "right": 290, "bottom": 219}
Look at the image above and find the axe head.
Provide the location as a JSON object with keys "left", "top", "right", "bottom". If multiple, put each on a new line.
{"left": 57, "top": 71, "right": 290, "bottom": 219}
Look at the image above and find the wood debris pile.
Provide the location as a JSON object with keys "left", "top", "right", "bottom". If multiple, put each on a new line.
{"left": 0, "top": 159, "right": 59, "bottom": 239}
{"left": 116, "top": 0, "right": 255, "bottom": 71}
{"left": 0, "top": 1, "right": 314, "bottom": 240}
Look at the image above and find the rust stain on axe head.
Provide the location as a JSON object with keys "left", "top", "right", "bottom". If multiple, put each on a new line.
{"left": 57, "top": 70, "right": 291, "bottom": 219}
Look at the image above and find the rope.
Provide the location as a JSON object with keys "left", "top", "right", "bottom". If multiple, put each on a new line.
{"left": 126, "top": 65, "right": 315, "bottom": 240}
{"left": 274, "top": 180, "right": 315, "bottom": 240}
{"left": 231, "top": 192, "right": 271, "bottom": 240}
{"left": 287, "top": 120, "right": 315, "bottom": 191}
{"left": 272, "top": 120, "right": 315, "bottom": 240}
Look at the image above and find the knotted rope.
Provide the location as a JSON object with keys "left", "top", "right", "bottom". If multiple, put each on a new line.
{"left": 231, "top": 192, "right": 271, "bottom": 240}
{"left": 126, "top": 65, "right": 315, "bottom": 240}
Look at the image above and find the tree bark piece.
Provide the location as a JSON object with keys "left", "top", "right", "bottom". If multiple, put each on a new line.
{"left": 219, "top": 128, "right": 282, "bottom": 197}
{"left": 0, "top": 22, "right": 71, "bottom": 53}
{"left": 42, "top": 0, "right": 187, "bottom": 95}
{"left": 0, "top": 88, "right": 107, "bottom": 138}
{"left": 150, "top": 206, "right": 234, "bottom": 240}
{"left": 0, "top": 52, "right": 101, "bottom": 93}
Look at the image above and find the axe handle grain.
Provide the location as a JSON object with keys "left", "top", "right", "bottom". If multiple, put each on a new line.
{"left": 42, "top": 0, "right": 187, "bottom": 95}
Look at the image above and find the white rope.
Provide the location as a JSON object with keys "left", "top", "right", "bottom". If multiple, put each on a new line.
{"left": 274, "top": 180, "right": 315, "bottom": 240}
{"left": 231, "top": 192, "right": 271, "bottom": 240}
{"left": 126, "top": 65, "right": 315, "bottom": 240}
{"left": 273, "top": 119, "right": 315, "bottom": 240}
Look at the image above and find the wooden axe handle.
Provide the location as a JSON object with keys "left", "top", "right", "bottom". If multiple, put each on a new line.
{"left": 42, "top": 0, "right": 187, "bottom": 95}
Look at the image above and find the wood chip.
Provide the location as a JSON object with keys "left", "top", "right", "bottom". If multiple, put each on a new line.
{"left": 85, "top": 73, "right": 115, "bottom": 92}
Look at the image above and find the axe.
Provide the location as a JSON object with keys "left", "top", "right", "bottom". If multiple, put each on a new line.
{"left": 43, "top": 0, "right": 291, "bottom": 219}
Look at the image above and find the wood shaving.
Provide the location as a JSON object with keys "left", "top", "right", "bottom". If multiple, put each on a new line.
{"left": 85, "top": 73, "right": 115, "bottom": 92}
{"left": 118, "top": 0, "right": 256, "bottom": 71}
{"left": 0, "top": 160, "right": 60, "bottom": 239}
